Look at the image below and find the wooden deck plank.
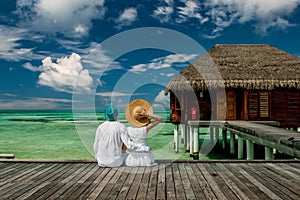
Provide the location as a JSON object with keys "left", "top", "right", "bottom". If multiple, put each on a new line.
{"left": 237, "top": 166, "right": 282, "bottom": 199}
{"left": 227, "top": 163, "right": 271, "bottom": 200}
{"left": 190, "top": 162, "right": 217, "bottom": 199}
{"left": 8, "top": 164, "right": 61, "bottom": 200}
{"left": 136, "top": 167, "right": 152, "bottom": 199}
{"left": 147, "top": 165, "right": 159, "bottom": 200}
{"left": 79, "top": 167, "right": 109, "bottom": 198}
{"left": 178, "top": 163, "right": 196, "bottom": 199}
{"left": 165, "top": 163, "right": 176, "bottom": 199}
{"left": 126, "top": 167, "right": 145, "bottom": 199}
{"left": 184, "top": 163, "right": 206, "bottom": 199}
{"left": 197, "top": 163, "right": 229, "bottom": 199}
{"left": 86, "top": 167, "right": 117, "bottom": 199}
{"left": 211, "top": 163, "right": 253, "bottom": 200}
{"left": 266, "top": 163, "right": 300, "bottom": 185}
{"left": 105, "top": 166, "right": 131, "bottom": 200}
{"left": 115, "top": 167, "right": 137, "bottom": 199}
{"left": 0, "top": 162, "right": 38, "bottom": 182}
{"left": 0, "top": 161, "right": 300, "bottom": 199}
{"left": 67, "top": 164, "right": 105, "bottom": 199}
{"left": 55, "top": 163, "right": 96, "bottom": 199}
{"left": 240, "top": 163, "right": 295, "bottom": 200}
{"left": 279, "top": 163, "right": 300, "bottom": 177}
{"left": 256, "top": 163, "right": 300, "bottom": 199}
{"left": 156, "top": 164, "right": 166, "bottom": 200}
{"left": 172, "top": 163, "right": 187, "bottom": 199}
{"left": 23, "top": 163, "right": 78, "bottom": 199}
{"left": 97, "top": 167, "right": 124, "bottom": 199}
{"left": 0, "top": 163, "right": 47, "bottom": 196}
{"left": 205, "top": 163, "right": 240, "bottom": 199}
{"left": 36, "top": 163, "right": 87, "bottom": 200}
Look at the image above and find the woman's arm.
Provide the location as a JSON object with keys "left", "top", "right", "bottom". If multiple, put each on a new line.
{"left": 135, "top": 108, "right": 163, "bottom": 133}
{"left": 145, "top": 113, "right": 162, "bottom": 132}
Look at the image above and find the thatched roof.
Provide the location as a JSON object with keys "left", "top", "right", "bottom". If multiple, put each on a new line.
{"left": 165, "top": 44, "right": 300, "bottom": 93}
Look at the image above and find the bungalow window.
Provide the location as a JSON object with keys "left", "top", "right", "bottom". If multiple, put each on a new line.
{"left": 260, "top": 92, "right": 269, "bottom": 118}
{"left": 248, "top": 91, "right": 269, "bottom": 120}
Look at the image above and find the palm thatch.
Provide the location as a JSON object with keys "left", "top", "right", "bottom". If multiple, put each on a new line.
{"left": 165, "top": 44, "right": 300, "bottom": 94}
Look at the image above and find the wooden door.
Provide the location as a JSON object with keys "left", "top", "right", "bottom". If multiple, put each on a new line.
{"left": 226, "top": 90, "right": 236, "bottom": 120}
{"left": 216, "top": 90, "right": 226, "bottom": 120}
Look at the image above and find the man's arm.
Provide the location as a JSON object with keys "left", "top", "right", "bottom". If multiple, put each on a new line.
{"left": 120, "top": 125, "right": 150, "bottom": 151}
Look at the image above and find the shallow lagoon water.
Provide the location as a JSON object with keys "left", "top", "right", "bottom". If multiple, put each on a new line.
{"left": 0, "top": 110, "right": 229, "bottom": 160}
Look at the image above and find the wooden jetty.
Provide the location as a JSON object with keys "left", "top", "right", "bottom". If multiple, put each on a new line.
{"left": 0, "top": 160, "right": 300, "bottom": 199}
{"left": 174, "top": 120, "right": 300, "bottom": 160}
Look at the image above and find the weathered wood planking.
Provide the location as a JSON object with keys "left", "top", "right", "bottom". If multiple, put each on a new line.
{"left": 225, "top": 121, "right": 300, "bottom": 158}
{"left": 0, "top": 161, "right": 300, "bottom": 199}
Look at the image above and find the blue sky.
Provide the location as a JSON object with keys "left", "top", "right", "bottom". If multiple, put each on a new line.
{"left": 0, "top": 0, "right": 300, "bottom": 110}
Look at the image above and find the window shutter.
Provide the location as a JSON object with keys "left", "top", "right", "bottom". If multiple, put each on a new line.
{"left": 248, "top": 92, "right": 258, "bottom": 120}
{"left": 260, "top": 92, "right": 269, "bottom": 118}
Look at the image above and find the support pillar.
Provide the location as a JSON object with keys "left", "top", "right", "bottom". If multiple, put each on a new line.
{"left": 181, "top": 124, "right": 187, "bottom": 148}
{"left": 246, "top": 139, "right": 254, "bottom": 160}
{"left": 222, "top": 129, "right": 227, "bottom": 150}
{"left": 210, "top": 126, "right": 214, "bottom": 144}
{"left": 189, "top": 126, "right": 193, "bottom": 157}
{"left": 186, "top": 125, "right": 190, "bottom": 152}
{"left": 238, "top": 136, "right": 244, "bottom": 159}
{"left": 215, "top": 127, "right": 219, "bottom": 146}
{"left": 174, "top": 124, "right": 179, "bottom": 153}
{"left": 230, "top": 132, "right": 235, "bottom": 155}
{"left": 193, "top": 127, "right": 199, "bottom": 159}
{"left": 265, "top": 146, "right": 274, "bottom": 160}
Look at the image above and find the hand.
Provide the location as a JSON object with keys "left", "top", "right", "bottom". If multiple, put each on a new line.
{"left": 135, "top": 108, "right": 149, "bottom": 118}
{"left": 136, "top": 145, "right": 150, "bottom": 152}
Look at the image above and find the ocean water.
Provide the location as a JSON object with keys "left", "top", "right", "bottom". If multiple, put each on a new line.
{"left": 0, "top": 110, "right": 228, "bottom": 160}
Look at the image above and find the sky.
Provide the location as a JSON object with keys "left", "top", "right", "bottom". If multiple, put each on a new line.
{"left": 0, "top": 0, "right": 300, "bottom": 111}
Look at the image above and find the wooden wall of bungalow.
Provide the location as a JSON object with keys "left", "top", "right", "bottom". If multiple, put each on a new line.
{"left": 167, "top": 44, "right": 300, "bottom": 129}
{"left": 169, "top": 88, "right": 300, "bottom": 128}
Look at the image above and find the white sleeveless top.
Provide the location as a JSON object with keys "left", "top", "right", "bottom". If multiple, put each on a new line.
{"left": 125, "top": 126, "right": 157, "bottom": 166}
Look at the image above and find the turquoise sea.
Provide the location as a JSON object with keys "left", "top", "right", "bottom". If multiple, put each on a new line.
{"left": 0, "top": 110, "right": 229, "bottom": 160}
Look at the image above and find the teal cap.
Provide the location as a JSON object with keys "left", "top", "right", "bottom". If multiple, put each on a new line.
{"left": 105, "top": 104, "right": 119, "bottom": 121}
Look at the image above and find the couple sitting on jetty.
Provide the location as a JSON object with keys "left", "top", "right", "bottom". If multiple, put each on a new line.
{"left": 93, "top": 99, "right": 162, "bottom": 167}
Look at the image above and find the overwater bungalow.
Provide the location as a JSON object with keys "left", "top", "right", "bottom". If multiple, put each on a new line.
{"left": 165, "top": 44, "right": 300, "bottom": 129}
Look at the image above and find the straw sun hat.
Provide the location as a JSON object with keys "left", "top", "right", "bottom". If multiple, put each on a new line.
{"left": 125, "top": 99, "right": 153, "bottom": 127}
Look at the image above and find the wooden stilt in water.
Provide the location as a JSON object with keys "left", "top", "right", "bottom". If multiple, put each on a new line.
{"left": 238, "top": 136, "right": 244, "bottom": 159}
{"left": 214, "top": 126, "right": 219, "bottom": 146}
{"left": 210, "top": 126, "right": 214, "bottom": 144}
{"left": 186, "top": 125, "right": 190, "bottom": 152}
{"left": 222, "top": 129, "right": 227, "bottom": 150}
{"left": 193, "top": 127, "right": 199, "bottom": 159}
{"left": 174, "top": 124, "right": 179, "bottom": 153}
{"left": 265, "top": 146, "right": 274, "bottom": 160}
{"left": 246, "top": 139, "right": 254, "bottom": 160}
{"left": 189, "top": 126, "right": 193, "bottom": 157}
{"left": 230, "top": 132, "right": 235, "bottom": 155}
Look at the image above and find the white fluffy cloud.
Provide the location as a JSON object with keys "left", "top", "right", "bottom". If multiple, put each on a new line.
{"left": 115, "top": 7, "right": 138, "bottom": 29}
{"left": 24, "top": 53, "right": 93, "bottom": 93}
{"left": 153, "top": 0, "right": 300, "bottom": 37}
{"left": 154, "top": 90, "right": 170, "bottom": 109}
{"left": 207, "top": 0, "right": 299, "bottom": 35}
{"left": 0, "top": 26, "right": 35, "bottom": 61}
{"left": 15, "top": 0, "right": 105, "bottom": 37}
{"left": 153, "top": 0, "right": 174, "bottom": 23}
{"left": 130, "top": 53, "right": 198, "bottom": 73}
{"left": 129, "top": 64, "right": 147, "bottom": 73}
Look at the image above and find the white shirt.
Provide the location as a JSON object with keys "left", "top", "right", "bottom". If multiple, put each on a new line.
{"left": 127, "top": 126, "right": 147, "bottom": 146}
{"left": 93, "top": 121, "right": 148, "bottom": 167}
